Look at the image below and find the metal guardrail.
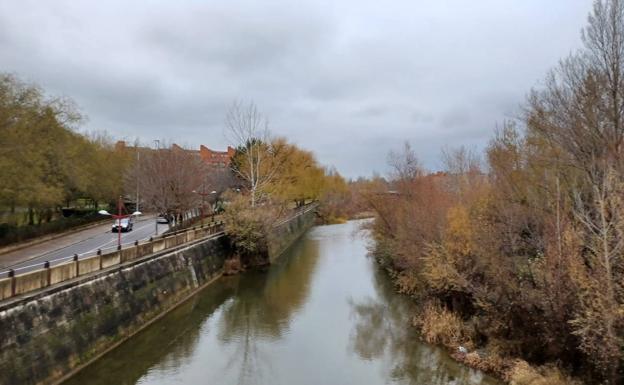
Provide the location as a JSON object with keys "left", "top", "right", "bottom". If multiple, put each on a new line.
{"left": 0, "top": 221, "right": 225, "bottom": 300}
{"left": 0, "top": 238, "right": 146, "bottom": 278}
{"left": 0, "top": 210, "right": 210, "bottom": 279}
{"left": 273, "top": 203, "right": 317, "bottom": 228}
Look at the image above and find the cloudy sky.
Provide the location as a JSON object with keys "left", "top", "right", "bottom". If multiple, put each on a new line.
{"left": 0, "top": 0, "right": 593, "bottom": 177}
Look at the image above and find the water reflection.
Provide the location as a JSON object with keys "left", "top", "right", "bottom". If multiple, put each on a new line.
{"left": 65, "top": 281, "right": 237, "bottom": 385}
{"left": 348, "top": 241, "right": 498, "bottom": 385}
{"left": 216, "top": 240, "right": 321, "bottom": 384}
{"left": 63, "top": 221, "right": 499, "bottom": 385}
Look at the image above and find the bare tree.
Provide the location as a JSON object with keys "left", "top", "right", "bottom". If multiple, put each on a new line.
{"left": 526, "top": 1, "right": 624, "bottom": 382}
{"left": 387, "top": 141, "right": 423, "bottom": 198}
{"left": 225, "top": 101, "right": 282, "bottom": 207}
{"left": 126, "top": 142, "right": 204, "bottom": 221}
{"left": 441, "top": 145, "right": 483, "bottom": 203}
{"left": 388, "top": 141, "right": 422, "bottom": 182}
{"left": 203, "top": 167, "right": 237, "bottom": 212}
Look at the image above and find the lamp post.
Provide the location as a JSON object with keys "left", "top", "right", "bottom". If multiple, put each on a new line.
{"left": 98, "top": 196, "right": 141, "bottom": 249}
{"left": 210, "top": 190, "right": 217, "bottom": 222}
{"left": 192, "top": 188, "right": 211, "bottom": 226}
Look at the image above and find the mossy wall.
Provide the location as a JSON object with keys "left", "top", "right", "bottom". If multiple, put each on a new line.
{"left": 267, "top": 207, "right": 317, "bottom": 263}
{"left": 0, "top": 236, "right": 229, "bottom": 385}
{"left": 0, "top": 210, "right": 315, "bottom": 385}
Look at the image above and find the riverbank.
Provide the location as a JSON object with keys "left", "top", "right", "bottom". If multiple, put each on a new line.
{"left": 0, "top": 207, "right": 316, "bottom": 385}
{"left": 61, "top": 220, "right": 501, "bottom": 385}
{"left": 368, "top": 232, "right": 581, "bottom": 385}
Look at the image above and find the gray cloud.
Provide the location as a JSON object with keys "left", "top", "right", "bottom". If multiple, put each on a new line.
{"left": 0, "top": 0, "right": 593, "bottom": 177}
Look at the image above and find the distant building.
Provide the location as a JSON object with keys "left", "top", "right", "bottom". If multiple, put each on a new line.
{"left": 115, "top": 141, "right": 235, "bottom": 168}
{"left": 199, "top": 145, "right": 236, "bottom": 167}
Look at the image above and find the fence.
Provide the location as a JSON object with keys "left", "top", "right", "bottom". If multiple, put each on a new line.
{"left": 0, "top": 221, "right": 225, "bottom": 301}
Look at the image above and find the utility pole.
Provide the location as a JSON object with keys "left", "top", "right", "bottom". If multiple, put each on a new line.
{"left": 136, "top": 148, "right": 140, "bottom": 212}
{"left": 117, "top": 196, "right": 122, "bottom": 248}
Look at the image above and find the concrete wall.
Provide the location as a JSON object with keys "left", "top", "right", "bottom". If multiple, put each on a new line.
{"left": 0, "top": 235, "right": 229, "bottom": 385}
{"left": 0, "top": 223, "right": 225, "bottom": 302}
{"left": 0, "top": 207, "right": 316, "bottom": 385}
{"left": 267, "top": 206, "right": 317, "bottom": 263}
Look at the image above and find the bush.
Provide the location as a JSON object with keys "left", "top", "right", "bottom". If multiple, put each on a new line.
{"left": 222, "top": 192, "right": 283, "bottom": 266}
{"left": 506, "top": 360, "right": 580, "bottom": 385}
{"left": 414, "top": 301, "right": 472, "bottom": 348}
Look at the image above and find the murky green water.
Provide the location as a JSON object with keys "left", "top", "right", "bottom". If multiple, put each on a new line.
{"left": 64, "top": 221, "right": 500, "bottom": 385}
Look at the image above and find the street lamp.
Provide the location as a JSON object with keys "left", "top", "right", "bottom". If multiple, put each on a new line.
{"left": 210, "top": 190, "right": 217, "bottom": 222}
{"left": 192, "top": 188, "right": 211, "bottom": 226}
{"left": 98, "top": 196, "right": 141, "bottom": 249}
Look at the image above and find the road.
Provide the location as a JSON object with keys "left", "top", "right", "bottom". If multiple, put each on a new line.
{"left": 0, "top": 216, "right": 169, "bottom": 277}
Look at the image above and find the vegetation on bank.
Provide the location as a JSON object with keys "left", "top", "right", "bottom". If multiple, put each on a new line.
{"left": 367, "top": 1, "right": 624, "bottom": 384}
{"left": 0, "top": 77, "right": 348, "bottom": 247}
{"left": 222, "top": 101, "right": 350, "bottom": 267}
{"left": 0, "top": 74, "right": 131, "bottom": 244}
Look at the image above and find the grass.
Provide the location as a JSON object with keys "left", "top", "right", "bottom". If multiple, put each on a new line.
{"left": 413, "top": 301, "right": 471, "bottom": 348}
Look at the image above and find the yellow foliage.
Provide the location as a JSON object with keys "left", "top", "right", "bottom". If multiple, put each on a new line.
{"left": 263, "top": 137, "right": 348, "bottom": 207}
{"left": 414, "top": 302, "right": 471, "bottom": 348}
{"left": 422, "top": 245, "right": 465, "bottom": 292}
{"left": 506, "top": 360, "right": 580, "bottom": 385}
{"left": 444, "top": 205, "right": 474, "bottom": 256}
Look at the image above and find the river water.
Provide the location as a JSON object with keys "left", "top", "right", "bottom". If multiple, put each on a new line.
{"left": 64, "top": 220, "right": 500, "bottom": 385}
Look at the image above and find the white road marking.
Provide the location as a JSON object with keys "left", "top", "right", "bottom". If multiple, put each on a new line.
{"left": 82, "top": 221, "right": 159, "bottom": 254}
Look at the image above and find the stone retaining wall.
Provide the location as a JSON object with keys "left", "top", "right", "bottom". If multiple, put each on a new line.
{"left": 0, "top": 235, "right": 229, "bottom": 385}
{"left": 0, "top": 207, "right": 316, "bottom": 385}
{"left": 267, "top": 205, "right": 317, "bottom": 262}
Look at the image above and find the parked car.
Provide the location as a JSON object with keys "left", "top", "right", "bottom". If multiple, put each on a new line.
{"left": 111, "top": 217, "right": 134, "bottom": 232}
{"left": 156, "top": 214, "right": 170, "bottom": 224}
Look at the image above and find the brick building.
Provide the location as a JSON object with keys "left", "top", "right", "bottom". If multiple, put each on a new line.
{"left": 115, "top": 141, "right": 235, "bottom": 168}
{"left": 199, "top": 145, "right": 236, "bottom": 167}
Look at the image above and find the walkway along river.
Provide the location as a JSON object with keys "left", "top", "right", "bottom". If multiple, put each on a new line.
{"left": 63, "top": 220, "right": 501, "bottom": 385}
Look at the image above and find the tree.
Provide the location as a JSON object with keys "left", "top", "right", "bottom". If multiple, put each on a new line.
{"left": 225, "top": 101, "right": 284, "bottom": 207}
{"left": 526, "top": 1, "right": 624, "bottom": 380}
{"left": 267, "top": 138, "right": 326, "bottom": 206}
{"left": 128, "top": 143, "right": 204, "bottom": 221}
{"left": 0, "top": 74, "right": 112, "bottom": 224}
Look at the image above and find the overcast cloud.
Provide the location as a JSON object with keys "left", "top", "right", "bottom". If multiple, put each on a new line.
{"left": 0, "top": 0, "right": 593, "bottom": 177}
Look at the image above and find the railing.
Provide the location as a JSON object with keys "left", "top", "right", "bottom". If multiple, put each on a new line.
{"left": 0, "top": 202, "right": 319, "bottom": 302}
{"left": 0, "top": 221, "right": 225, "bottom": 301}
{"left": 273, "top": 202, "right": 317, "bottom": 228}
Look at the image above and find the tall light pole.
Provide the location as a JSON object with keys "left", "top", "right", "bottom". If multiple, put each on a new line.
{"left": 193, "top": 187, "right": 212, "bottom": 226}
{"left": 135, "top": 149, "right": 140, "bottom": 213}
{"left": 210, "top": 190, "right": 217, "bottom": 222}
{"left": 192, "top": 184, "right": 217, "bottom": 226}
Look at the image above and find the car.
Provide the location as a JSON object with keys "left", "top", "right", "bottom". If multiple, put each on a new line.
{"left": 111, "top": 217, "right": 134, "bottom": 232}
{"left": 156, "top": 215, "right": 170, "bottom": 224}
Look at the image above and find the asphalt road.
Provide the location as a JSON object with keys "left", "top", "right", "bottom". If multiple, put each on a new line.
{"left": 0, "top": 216, "right": 169, "bottom": 277}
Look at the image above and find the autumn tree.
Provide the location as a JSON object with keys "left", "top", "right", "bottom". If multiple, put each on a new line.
{"left": 267, "top": 138, "right": 327, "bottom": 207}
{"left": 0, "top": 73, "right": 126, "bottom": 227}
{"left": 525, "top": 1, "right": 624, "bottom": 380}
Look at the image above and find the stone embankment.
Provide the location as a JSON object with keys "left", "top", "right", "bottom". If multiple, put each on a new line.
{"left": 0, "top": 206, "right": 316, "bottom": 385}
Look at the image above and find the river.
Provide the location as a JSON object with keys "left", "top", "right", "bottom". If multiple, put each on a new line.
{"left": 64, "top": 220, "right": 501, "bottom": 385}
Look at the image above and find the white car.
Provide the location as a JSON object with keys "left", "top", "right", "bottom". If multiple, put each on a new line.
{"left": 112, "top": 217, "right": 134, "bottom": 232}
{"left": 156, "top": 215, "right": 170, "bottom": 224}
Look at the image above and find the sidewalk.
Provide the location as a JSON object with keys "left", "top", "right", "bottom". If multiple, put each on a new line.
{"left": 0, "top": 215, "right": 156, "bottom": 269}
